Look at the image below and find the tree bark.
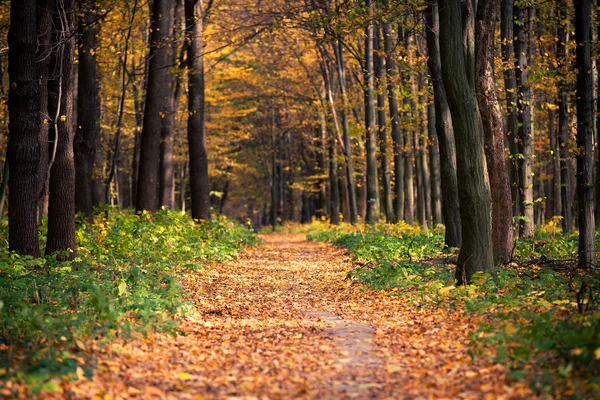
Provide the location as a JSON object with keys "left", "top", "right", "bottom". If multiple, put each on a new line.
{"left": 556, "top": 0, "right": 572, "bottom": 232}
{"left": 438, "top": 0, "right": 494, "bottom": 284}
{"left": 75, "top": 0, "right": 100, "bottom": 221}
{"left": 364, "top": 0, "right": 379, "bottom": 224}
{"left": 382, "top": 3, "right": 404, "bottom": 223}
{"left": 185, "top": 0, "right": 211, "bottom": 220}
{"left": 136, "top": 0, "right": 175, "bottom": 212}
{"left": 7, "top": 0, "right": 41, "bottom": 257}
{"left": 160, "top": 0, "right": 185, "bottom": 209}
{"left": 374, "top": 27, "right": 393, "bottom": 222}
{"left": 514, "top": 1, "right": 534, "bottom": 237}
{"left": 574, "top": 0, "right": 596, "bottom": 268}
{"left": 425, "top": 1, "right": 462, "bottom": 247}
{"left": 428, "top": 103, "right": 442, "bottom": 225}
{"left": 475, "top": 0, "right": 514, "bottom": 263}
{"left": 45, "top": 0, "right": 77, "bottom": 259}
{"left": 501, "top": 0, "right": 520, "bottom": 219}
{"left": 333, "top": 39, "right": 358, "bottom": 224}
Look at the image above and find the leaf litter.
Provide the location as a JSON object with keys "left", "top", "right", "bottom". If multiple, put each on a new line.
{"left": 58, "top": 234, "right": 533, "bottom": 399}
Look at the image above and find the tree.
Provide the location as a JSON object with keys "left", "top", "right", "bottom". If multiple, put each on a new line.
{"left": 374, "top": 27, "right": 393, "bottom": 222}
{"left": 45, "top": 0, "right": 77, "bottom": 258}
{"left": 7, "top": 0, "right": 41, "bottom": 256}
{"left": 574, "top": 0, "right": 595, "bottom": 268}
{"left": 185, "top": 0, "right": 211, "bottom": 220}
{"left": 136, "top": 0, "right": 175, "bottom": 212}
{"left": 556, "top": 0, "right": 572, "bottom": 232}
{"left": 438, "top": 0, "right": 494, "bottom": 283}
{"left": 382, "top": 0, "right": 404, "bottom": 223}
{"left": 75, "top": 0, "right": 101, "bottom": 221}
{"left": 425, "top": 0, "right": 462, "bottom": 247}
{"left": 364, "top": 0, "right": 379, "bottom": 224}
{"left": 514, "top": 1, "right": 534, "bottom": 238}
{"left": 475, "top": 0, "right": 514, "bottom": 262}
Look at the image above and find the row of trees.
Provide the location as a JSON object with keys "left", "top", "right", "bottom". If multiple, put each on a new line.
{"left": 4, "top": 0, "right": 211, "bottom": 259}
{"left": 1, "top": 0, "right": 597, "bottom": 282}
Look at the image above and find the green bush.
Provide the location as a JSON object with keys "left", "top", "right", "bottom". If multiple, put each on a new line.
{"left": 0, "top": 208, "right": 258, "bottom": 390}
{"left": 308, "top": 222, "right": 600, "bottom": 398}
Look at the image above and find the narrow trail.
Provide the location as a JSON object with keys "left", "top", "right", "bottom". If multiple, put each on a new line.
{"left": 70, "top": 234, "right": 531, "bottom": 399}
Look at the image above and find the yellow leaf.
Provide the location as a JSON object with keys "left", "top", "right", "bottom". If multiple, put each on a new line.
{"left": 76, "top": 366, "right": 87, "bottom": 381}
{"left": 465, "top": 370, "right": 478, "bottom": 378}
{"left": 594, "top": 348, "right": 600, "bottom": 359}
{"left": 387, "top": 365, "right": 401, "bottom": 373}
{"left": 504, "top": 323, "right": 518, "bottom": 335}
{"left": 439, "top": 285, "right": 455, "bottom": 295}
{"left": 178, "top": 372, "right": 191, "bottom": 380}
{"left": 570, "top": 348, "right": 584, "bottom": 356}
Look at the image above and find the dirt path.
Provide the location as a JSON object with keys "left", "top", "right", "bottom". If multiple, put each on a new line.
{"left": 69, "top": 234, "right": 531, "bottom": 399}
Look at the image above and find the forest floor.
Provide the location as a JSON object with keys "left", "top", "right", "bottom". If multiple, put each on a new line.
{"left": 63, "top": 234, "right": 534, "bottom": 399}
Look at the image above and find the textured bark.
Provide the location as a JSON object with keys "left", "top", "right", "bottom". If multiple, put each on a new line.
{"left": 475, "top": 0, "right": 514, "bottom": 263}
{"left": 36, "top": 0, "right": 52, "bottom": 219}
{"left": 45, "top": 0, "right": 77, "bottom": 259}
{"left": 425, "top": 1, "right": 462, "bottom": 247}
{"left": 160, "top": 0, "right": 184, "bottom": 209}
{"left": 428, "top": 104, "right": 442, "bottom": 225}
{"left": 574, "top": 0, "right": 596, "bottom": 268}
{"left": 514, "top": 2, "right": 534, "bottom": 238}
{"left": 333, "top": 39, "right": 358, "bottom": 224}
{"left": 500, "top": 0, "right": 519, "bottom": 218}
{"left": 7, "top": 0, "right": 41, "bottom": 256}
{"left": 556, "top": 0, "right": 572, "bottom": 232}
{"left": 364, "top": 0, "right": 379, "bottom": 224}
{"left": 382, "top": 3, "right": 404, "bottom": 222}
{"left": 75, "top": 0, "right": 100, "bottom": 221}
{"left": 415, "top": 129, "right": 426, "bottom": 227}
{"left": 419, "top": 79, "right": 432, "bottom": 227}
{"left": 136, "top": 0, "right": 174, "bottom": 212}
{"left": 438, "top": 0, "right": 494, "bottom": 284}
{"left": 374, "top": 27, "right": 393, "bottom": 222}
{"left": 329, "top": 131, "right": 340, "bottom": 225}
{"left": 185, "top": 0, "right": 211, "bottom": 220}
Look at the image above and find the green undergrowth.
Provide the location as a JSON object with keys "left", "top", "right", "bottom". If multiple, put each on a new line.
{"left": 0, "top": 208, "right": 258, "bottom": 393}
{"left": 306, "top": 219, "right": 600, "bottom": 398}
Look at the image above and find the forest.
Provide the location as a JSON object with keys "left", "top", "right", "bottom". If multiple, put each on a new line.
{"left": 0, "top": 0, "right": 600, "bottom": 398}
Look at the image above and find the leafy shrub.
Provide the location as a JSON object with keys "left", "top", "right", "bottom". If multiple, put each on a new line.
{"left": 308, "top": 222, "right": 600, "bottom": 398}
{"left": 0, "top": 209, "right": 258, "bottom": 390}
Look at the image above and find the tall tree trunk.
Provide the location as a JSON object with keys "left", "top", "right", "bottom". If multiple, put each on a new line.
{"left": 270, "top": 106, "right": 278, "bottom": 230}
{"left": 329, "top": 130, "right": 340, "bottom": 225}
{"left": 501, "top": 0, "right": 520, "bottom": 219}
{"left": 374, "top": 27, "right": 393, "bottom": 222}
{"left": 574, "top": 0, "right": 596, "bottom": 268}
{"left": 45, "top": 0, "right": 77, "bottom": 259}
{"left": 428, "top": 103, "right": 442, "bottom": 225}
{"left": 475, "top": 0, "right": 514, "bottom": 263}
{"left": 75, "top": 0, "right": 100, "bottom": 221}
{"left": 419, "top": 78, "right": 432, "bottom": 227}
{"left": 7, "top": 0, "right": 41, "bottom": 256}
{"left": 438, "top": 0, "right": 494, "bottom": 284}
{"left": 556, "top": 0, "right": 572, "bottom": 232}
{"left": 425, "top": 1, "right": 462, "bottom": 247}
{"left": 364, "top": 0, "right": 379, "bottom": 224}
{"left": 37, "top": 0, "right": 52, "bottom": 219}
{"left": 333, "top": 38, "right": 358, "bottom": 224}
{"left": 160, "top": 0, "right": 184, "bottom": 209}
{"left": 136, "top": 0, "right": 174, "bottom": 212}
{"left": 415, "top": 128, "right": 426, "bottom": 227}
{"left": 382, "top": 5, "right": 404, "bottom": 222}
{"left": 514, "top": 1, "right": 534, "bottom": 238}
{"left": 185, "top": 0, "right": 211, "bottom": 220}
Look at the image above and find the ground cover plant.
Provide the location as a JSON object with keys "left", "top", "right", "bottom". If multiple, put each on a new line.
{"left": 307, "top": 220, "right": 600, "bottom": 398}
{"left": 0, "top": 209, "right": 258, "bottom": 394}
